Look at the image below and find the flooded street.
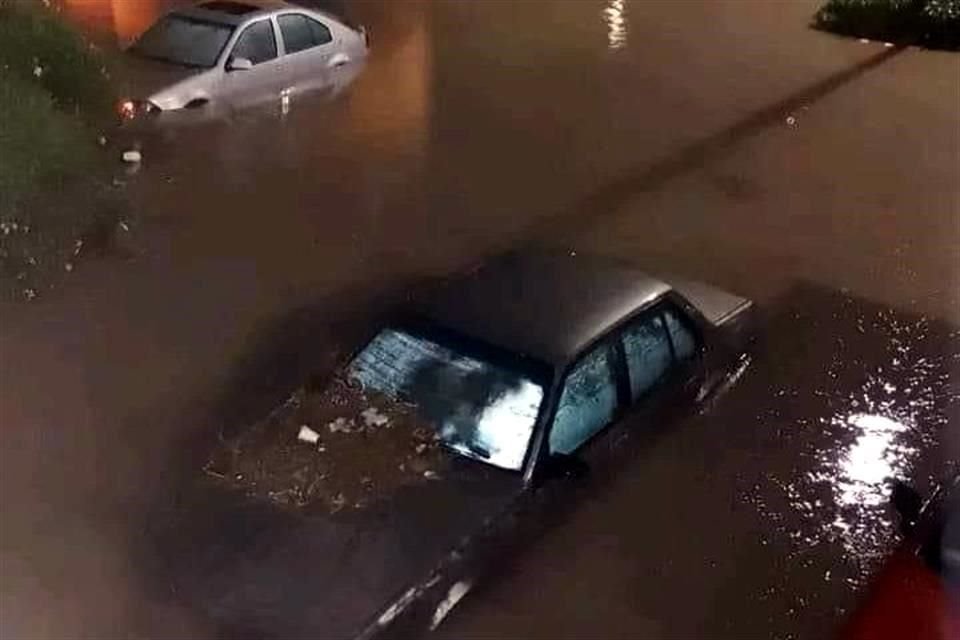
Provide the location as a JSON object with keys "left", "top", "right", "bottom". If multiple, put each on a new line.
{"left": 1, "top": 0, "right": 958, "bottom": 638}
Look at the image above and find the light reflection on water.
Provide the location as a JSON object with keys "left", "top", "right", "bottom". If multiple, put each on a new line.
{"left": 803, "top": 327, "right": 945, "bottom": 568}
{"left": 603, "top": 0, "right": 628, "bottom": 50}
{"left": 750, "top": 310, "right": 957, "bottom": 587}
{"left": 828, "top": 413, "right": 912, "bottom": 509}
{"left": 807, "top": 410, "right": 918, "bottom": 561}
{"left": 58, "top": 0, "right": 167, "bottom": 43}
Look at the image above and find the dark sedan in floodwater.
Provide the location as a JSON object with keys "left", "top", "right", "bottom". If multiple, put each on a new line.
{"left": 165, "top": 252, "right": 755, "bottom": 639}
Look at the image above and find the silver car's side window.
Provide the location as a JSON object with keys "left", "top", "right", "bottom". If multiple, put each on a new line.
{"left": 307, "top": 17, "right": 333, "bottom": 45}
{"left": 278, "top": 14, "right": 333, "bottom": 55}
{"left": 230, "top": 19, "right": 277, "bottom": 65}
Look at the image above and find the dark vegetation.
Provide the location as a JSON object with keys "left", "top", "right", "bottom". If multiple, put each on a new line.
{"left": 814, "top": 0, "right": 960, "bottom": 49}
{"left": 0, "top": 0, "right": 125, "bottom": 300}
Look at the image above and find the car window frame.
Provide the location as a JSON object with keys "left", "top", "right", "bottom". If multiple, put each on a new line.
{"left": 619, "top": 301, "right": 703, "bottom": 403}
{"left": 276, "top": 11, "right": 335, "bottom": 57}
{"left": 530, "top": 294, "right": 706, "bottom": 476}
{"left": 618, "top": 310, "right": 673, "bottom": 402}
{"left": 660, "top": 302, "right": 703, "bottom": 364}
{"left": 544, "top": 335, "right": 626, "bottom": 458}
{"left": 225, "top": 17, "right": 280, "bottom": 67}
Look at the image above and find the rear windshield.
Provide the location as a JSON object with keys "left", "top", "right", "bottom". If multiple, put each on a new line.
{"left": 348, "top": 329, "right": 544, "bottom": 471}
{"left": 132, "top": 15, "right": 234, "bottom": 68}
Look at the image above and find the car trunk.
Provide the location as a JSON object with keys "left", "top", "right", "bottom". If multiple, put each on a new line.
{"left": 661, "top": 276, "right": 753, "bottom": 328}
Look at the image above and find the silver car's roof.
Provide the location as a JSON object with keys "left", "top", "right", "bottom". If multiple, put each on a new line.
{"left": 177, "top": 1, "right": 337, "bottom": 27}
{"left": 419, "top": 252, "right": 672, "bottom": 367}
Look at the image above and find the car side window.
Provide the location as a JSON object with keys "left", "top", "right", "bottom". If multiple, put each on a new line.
{"left": 548, "top": 343, "right": 618, "bottom": 455}
{"left": 231, "top": 19, "right": 277, "bottom": 65}
{"left": 278, "top": 14, "right": 333, "bottom": 55}
{"left": 621, "top": 313, "right": 673, "bottom": 400}
{"left": 663, "top": 307, "right": 698, "bottom": 361}
{"left": 307, "top": 17, "right": 333, "bottom": 45}
{"left": 278, "top": 14, "right": 314, "bottom": 54}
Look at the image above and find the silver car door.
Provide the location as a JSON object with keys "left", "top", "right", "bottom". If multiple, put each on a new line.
{"left": 276, "top": 12, "right": 340, "bottom": 98}
{"left": 219, "top": 18, "right": 284, "bottom": 112}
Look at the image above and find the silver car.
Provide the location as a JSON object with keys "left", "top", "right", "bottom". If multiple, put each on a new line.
{"left": 118, "top": 0, "right": 368, "bottom": 118}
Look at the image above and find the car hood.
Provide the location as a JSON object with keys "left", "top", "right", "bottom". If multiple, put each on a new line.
{"left": 156, "top": 460, "right": 519, "bottom": 639}
{"left": 116, "top": 53, "right": 204, "bottom": 104}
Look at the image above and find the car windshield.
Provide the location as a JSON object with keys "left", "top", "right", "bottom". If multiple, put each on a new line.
{"left": 132, "top": 15, "right": 234, "bottom": 68}
{"left": 347, "top": 328, "right": 545, "bottom": 471}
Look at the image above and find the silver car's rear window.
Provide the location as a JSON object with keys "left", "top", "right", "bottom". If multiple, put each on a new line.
{"left": 133, "top": 15, "right": 234, "bottom": 69}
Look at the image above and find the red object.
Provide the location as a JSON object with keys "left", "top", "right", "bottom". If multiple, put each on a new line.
{"left": 840, "top": 549, "right": 958, "bottom": 640}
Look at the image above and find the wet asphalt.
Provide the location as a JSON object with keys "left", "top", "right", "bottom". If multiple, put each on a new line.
{"left": 1, "top": 1, "right": 958, "bottom": 638}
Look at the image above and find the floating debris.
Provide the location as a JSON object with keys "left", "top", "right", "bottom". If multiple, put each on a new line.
{"left": 361, "top": 407, "right": 390, "bottom": 428}
{"left": 122, "top": 150, "right": 142, "bottom": 163}
{"left": 328, "top": 417, "right": 356, "bottom": 433}
{"left": 0, "top": 220, "right": 23, "bottom": 235}
{"left": 205, "top": 377, "right": 448, "bottom": 513}
{"left": 297, "top": 425, "right": 321, "bottom": 444}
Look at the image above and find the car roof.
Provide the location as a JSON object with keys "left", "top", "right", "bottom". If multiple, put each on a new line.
{"left": 418, "top": 252, "right": 672, "bottom": 368}
{"left": 177, "top": 1, "right": 317, "bottom": 27}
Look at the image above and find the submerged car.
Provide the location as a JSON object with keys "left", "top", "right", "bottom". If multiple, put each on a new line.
{"left": 164, "top": 252, "right": 755, "bottom": 638}
{"left": 840, "top": 474, "right": 959, "bottom": 640}
{"left": 118, "top": 0, "right": 367, "bottom": 118}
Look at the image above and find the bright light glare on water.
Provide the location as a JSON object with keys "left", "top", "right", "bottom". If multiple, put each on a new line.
{"left": 833, "top": 413, "right": 912, "bottom": 508}
{"left": 604, "top": 0, "right": 628, "bottom": 50}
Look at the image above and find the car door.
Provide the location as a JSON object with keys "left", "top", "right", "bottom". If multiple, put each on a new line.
{"left": 276, "top": 12, "right": 339, "bottom": 98}
{"left": 621, "top": 303, "right": 704, "bottom": 406}
{"left": 219, "top": 18, "right": 284, "bottom": 112}
{"left": 543, "top": 303, "right": 704, "bottom": 469}
{"left": 546, "top": 337, "right": 626, "bottom": 461}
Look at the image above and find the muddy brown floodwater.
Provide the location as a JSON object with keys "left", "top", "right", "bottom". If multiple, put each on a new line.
{"left": 1, "top": 1, "right": 958, "bottom": 639}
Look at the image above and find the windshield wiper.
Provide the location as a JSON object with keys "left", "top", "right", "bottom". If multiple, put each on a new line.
{"left": 462, "top": 441, "right": 491, "bottom": 460}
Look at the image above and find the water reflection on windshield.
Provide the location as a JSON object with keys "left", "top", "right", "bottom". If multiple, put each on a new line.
{"left": 348, "top": 329, "right": 543, "bottom": 471}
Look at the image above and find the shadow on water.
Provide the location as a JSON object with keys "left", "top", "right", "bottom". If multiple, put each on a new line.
{"left": 526, "top": 44, "right": 907, "bottom": 244}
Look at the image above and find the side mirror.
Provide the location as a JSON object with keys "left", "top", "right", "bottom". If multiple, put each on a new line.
{"left": 227, "top": 57, "right": 253, "bottom": 72}
{"left": 891, "top": 480, "right": 922, "bottom": 535}
{"left": 543, "top": 453, "right": 590, "bottom": 481}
